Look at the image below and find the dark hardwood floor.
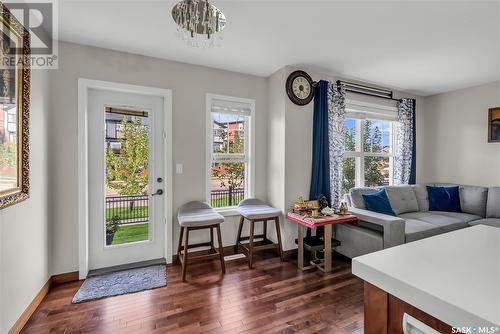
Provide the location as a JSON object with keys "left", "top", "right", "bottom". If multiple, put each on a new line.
{"left": 22, "top": 252, "right": 364, "bottom": 334}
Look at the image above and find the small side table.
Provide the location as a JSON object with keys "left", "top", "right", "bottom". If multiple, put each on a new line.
{"left": 286, "top": 212, "right": 358, "bottom": 273}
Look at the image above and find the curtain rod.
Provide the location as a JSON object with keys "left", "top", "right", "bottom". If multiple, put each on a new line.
{"left": 336, "top": 80, "right": 402, "bottom": 102}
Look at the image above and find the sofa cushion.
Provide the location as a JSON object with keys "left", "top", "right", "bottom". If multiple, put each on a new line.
{"left": 398, "top": 212, "right": 468, "bottom": 231}
{"left": 349, "top": 187, "right": 379, "bottom": 209}
{"left": 430, "top": 211, "right": 482, "bottom": 224}
{"left": 404, "top": 219, "right": 443, "bottom": 242}
{"left": 486, "top": 187, "right": 500, "bottom": 218}
{"left": 362, "top": 189, "right": 395, "bottom": 216}
{"left": 427, "top": 186, "right": 461, "bottom": 212}
{"left": 468, "top": 218, "right": 500, "bottom": 228}
{"left": 459, "top": 185, "right": 488, "bottom": 217}
{"left": 385, "top": 186, "right": 419, "bottom": 215}
{"left": 412, "top": 184, "right": 429, "bottom": 212}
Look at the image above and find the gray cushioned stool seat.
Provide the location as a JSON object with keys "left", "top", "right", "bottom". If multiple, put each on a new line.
{"left": 178, "top": 201, "right": 224, "bottom": 227}
{"left": 237, "top": 198, "right": 281, "bottom": 220}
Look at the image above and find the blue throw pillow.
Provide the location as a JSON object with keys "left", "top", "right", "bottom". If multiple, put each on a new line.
{"left": 426, "top": 186, "right": 461, "bottom": 212}
{"left": 362, "top": 189, "right": 396, "bottom": 216}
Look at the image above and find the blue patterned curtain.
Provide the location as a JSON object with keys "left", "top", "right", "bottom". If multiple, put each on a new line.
{"left": 409, "top": 99, "right": 417, "bottom": 184}
{"left": 394, "top": 98, "right": 416, "bottom": 185}
{"left": 328, "top": 83, "right": 346, "bottom": 209}
{"left": 309, "top": 81, "right": 331, "bottom": 204}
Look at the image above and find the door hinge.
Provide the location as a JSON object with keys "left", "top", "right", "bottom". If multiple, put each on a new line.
{"left": 163, "top": 130, "right": 167, "bottom": 139}
{"left": 163, "top": 217, "right": 167, "bottom": 225}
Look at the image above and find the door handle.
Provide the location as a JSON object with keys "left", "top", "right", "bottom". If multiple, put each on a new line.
{"left": 152, "top": 189, "right": 164, "bottom": 196}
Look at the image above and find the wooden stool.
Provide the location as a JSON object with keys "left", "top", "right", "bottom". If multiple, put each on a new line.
{"left": 177, "top": 201, "right": 226, "bottom": 282}
{"left": 235, "top": 199, "right": 284, "bottom": 268}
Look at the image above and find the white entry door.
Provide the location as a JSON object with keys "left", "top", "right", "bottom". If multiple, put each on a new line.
{"left": 88, "top": 88, "right": 166, "bottom": 270}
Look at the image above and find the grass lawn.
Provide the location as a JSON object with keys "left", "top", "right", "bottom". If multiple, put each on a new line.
{"left": 106, "top": 205, "right": 148, "bottom": 221}
{"left": 112, "top": 223, "right": 149, "bottom": 245}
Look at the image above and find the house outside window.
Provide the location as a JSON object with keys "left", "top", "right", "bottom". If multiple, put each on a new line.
{"left": 342, "top": 100, "right": 397, "bottom": 194}
{"left": 206, "top": 94, "right": 255, "bottom": 209}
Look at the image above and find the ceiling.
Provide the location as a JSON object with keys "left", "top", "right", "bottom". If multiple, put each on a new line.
{"left": 57, "top": 0, "right": 500, "bottom": 96}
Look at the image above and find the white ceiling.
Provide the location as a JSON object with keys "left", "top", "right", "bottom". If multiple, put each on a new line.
{"left": 57, "top": 0, "right": 500, "bottom": 96}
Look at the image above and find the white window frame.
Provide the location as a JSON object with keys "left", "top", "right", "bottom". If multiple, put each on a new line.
{"left": 206, "top": 94, "right": 255, "bottom": 212}
{"left": 344, "top": 100, "right": 398, "bottom": 189}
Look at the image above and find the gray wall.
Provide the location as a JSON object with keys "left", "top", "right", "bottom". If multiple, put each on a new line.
{"left": 0, "top": 69, "right": 51, "bottom": 332}
{"left": 49, "top": 42, "right": 269, "bottom": 275}
{"left": 421, "top": 81, "right": 500, "bottom": 186}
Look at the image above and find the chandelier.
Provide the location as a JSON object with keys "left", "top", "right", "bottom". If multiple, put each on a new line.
{"left": 172, "top": 0, "right": 227, "bottom": 48}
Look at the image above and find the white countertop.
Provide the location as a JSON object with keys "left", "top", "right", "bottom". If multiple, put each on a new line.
{"left": 352, "top": 225, "right": 500, "bottom": 328}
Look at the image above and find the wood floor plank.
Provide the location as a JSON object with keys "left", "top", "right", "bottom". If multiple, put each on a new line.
{"left": 22, "top": 252, "right": 364, "bottom": 333}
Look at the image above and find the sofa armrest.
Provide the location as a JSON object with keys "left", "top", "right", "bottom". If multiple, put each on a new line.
{"left": 348, "top": 207, "right": 406, "bottom": 248}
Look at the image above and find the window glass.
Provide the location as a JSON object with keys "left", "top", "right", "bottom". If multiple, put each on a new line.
{"left": 212, "top": 113, "right": 245, "bottom": 155}
{"left": 363, "top": 119, "right": 391, "bottom": 154}
{"left": 364, "top": 156, "right": 390, "bottom": 187}
{"left": 210, "top": 162, "right": 245, "bottom": 208}
{"left": 342, "top": 157, "right": 356, "bottom": 195}
{"left": 344, "top": 119, "right": 357, "bottom": 152}
{"left": 342, "top": 117, "right": 394, "bottom": 193}
{"left": 209, "top": 97, "right": 253, "bottom": 208}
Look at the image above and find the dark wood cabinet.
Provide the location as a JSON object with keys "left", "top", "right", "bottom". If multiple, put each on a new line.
{"left": 364, "top": 282, "right": 454, "bottom": 334}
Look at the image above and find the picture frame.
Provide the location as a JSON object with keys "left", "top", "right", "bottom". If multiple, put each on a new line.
{"left": 488, "top": 107, "right": 500, "bottom": 143}
{"left": 0, "top": 3, "right": 30, "bottom": 209}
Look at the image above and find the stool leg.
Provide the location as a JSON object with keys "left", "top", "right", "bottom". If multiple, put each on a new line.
{"left": 248, "top": 220, "right": 255, "bottom": 269}
{"left": 274, "top": 217, "right": 284, "bottom": 262}
{"left": 235, "top": 216, "right": 244, "bottom": 253}
{"left": 210, "top": 226, "right": 215, "bottom": 253}
{"left": 263, "top": 219, "right": 268, "bottom": 242}
{"left": 216, "top": 224, "right": 226, "bottom": 274}
{"left": 181, "top": 227, "right": 190, "bottom": 282}
{"left": 177, "top": 227, "right": 184, "bottom": 263}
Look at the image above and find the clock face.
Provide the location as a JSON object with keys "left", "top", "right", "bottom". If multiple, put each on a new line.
{"left": 292, "top": 76, "right": 311, "bottom": 100}
{"left": 286, "top": 70, "right": 314, "bottom": 105}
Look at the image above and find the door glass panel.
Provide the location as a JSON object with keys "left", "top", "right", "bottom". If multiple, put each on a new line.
{"left": 105, "top": 108, "right": 150, "bottom": 246}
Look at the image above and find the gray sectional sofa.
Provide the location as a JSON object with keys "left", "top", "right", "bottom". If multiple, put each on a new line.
{"left": 335, "top": 184, "right": 500, "bottom": 258}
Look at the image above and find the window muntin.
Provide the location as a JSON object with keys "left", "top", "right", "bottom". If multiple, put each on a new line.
{"left": 342, "top": 118, "right": 395, "bottom": 194}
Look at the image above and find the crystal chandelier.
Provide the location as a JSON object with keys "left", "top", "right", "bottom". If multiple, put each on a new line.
{"left": 172, "top": 0, "right": 227, "bottom": 48}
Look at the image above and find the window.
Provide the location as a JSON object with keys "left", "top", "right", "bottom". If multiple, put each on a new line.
{"left": 207, "top": 94, "right": 255, "bottom": 209}
{"left": 342, "top": 117, "right": 395, "bottom": 194}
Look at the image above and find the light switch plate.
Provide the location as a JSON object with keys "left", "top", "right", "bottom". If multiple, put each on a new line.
{"left": 176, "top": 163, "right": 183, "bottom": 174}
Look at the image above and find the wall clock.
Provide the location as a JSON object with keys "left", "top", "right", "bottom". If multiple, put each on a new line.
{"left": 286, "top": 70, "right": 314, "bottom": 106}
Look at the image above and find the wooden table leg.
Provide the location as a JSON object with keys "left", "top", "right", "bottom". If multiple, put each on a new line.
{"left": 298, "top": 224, "right": 304, "bottom": 270}
{"left": 324, "top": 224, "right": 332, "bottom": 273}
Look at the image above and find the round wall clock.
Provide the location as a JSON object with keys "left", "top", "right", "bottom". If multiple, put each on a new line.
{"left": 286, "top": 70, "right": 314, "bottom": 106}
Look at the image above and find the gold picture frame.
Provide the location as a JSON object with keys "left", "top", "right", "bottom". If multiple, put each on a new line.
{"left": 0, "top": 2, "right": 30, "bottom": 209}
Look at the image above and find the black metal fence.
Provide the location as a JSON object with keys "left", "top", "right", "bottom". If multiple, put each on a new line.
{"left": 211, "top": 188, "right": 244, "bottom": 208}
{"left": 106, "top": 195, "right": 149, "bottom": 225}
{"left": 106, "top": 188, "right": 245, "bottom": 224}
